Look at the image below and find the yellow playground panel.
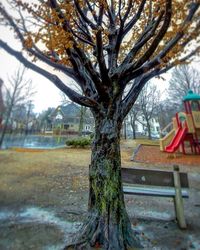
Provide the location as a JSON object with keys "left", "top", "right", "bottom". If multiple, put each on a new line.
{"left": 192, "top": 111, "right": 200, "bottom": 128}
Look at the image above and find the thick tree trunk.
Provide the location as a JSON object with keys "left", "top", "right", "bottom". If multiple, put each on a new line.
{"left": 65, "top": 111, "right": 141, "bottom": 249}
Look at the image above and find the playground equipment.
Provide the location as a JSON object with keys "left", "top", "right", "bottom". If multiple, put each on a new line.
{"left": 160, "top": 90, "right": 200, "bottom": 155}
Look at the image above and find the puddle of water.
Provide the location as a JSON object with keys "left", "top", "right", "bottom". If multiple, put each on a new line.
{"left": 138, "top": 210, "right": 172, "bottom": 220}
{"left": 0, "top": 207, "right": 81, "bottom": 233}
{"left": 0, "top": 207, "right": 82, "bottom": 250}
{"left": 0, "top": 211, "right": 16, "bottom": 221}
{"left": 19, "top": 207, "right": 80, "bottom": 232}
{"left": 43, "top": 245, "right": 65, "bottom": 250}
{"left": 1, "top": 134, "right": 67, "bottom": 149}
{"left": 188, "top": 235, "right": 200, "bottom": 249}
{"left": 1, "top": 207, "right": 199, "bottom": 249}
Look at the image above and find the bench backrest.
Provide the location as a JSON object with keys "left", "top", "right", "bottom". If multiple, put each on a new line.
{"left": 121, "top": 168, "right": 189, "bottom": 188}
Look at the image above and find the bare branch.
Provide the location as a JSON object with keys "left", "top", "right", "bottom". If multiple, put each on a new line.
{"left": 47, "top": 0, "right": 112, "bottom": 101}
{"left": 0, "top": 40, "right": 98, "bottom": 108}
{"left": 121, "top": 69, "right": 159, "bottom": 118}
{"left": 72, "top": 18, "right": 95, "bottom": 46}
{"left": 73, "top": 0, "right": 97, "bottom": 30}
{"left": 119, "top": 11, "right": 164, "bottom": 69}
{"left": 134, "top": 0, "right": 172, "bottom": 69}
{"left": 95, "top": 29, "right": 110, "bottom": 84}
{"left": 122, "top": 0, "right": 147, "bottom": 38}
{"left": 0, "top": 5, "right": 77, "bottom": 80}
{"left": 122, "top": 2, "right": 199, "bottom": 84}
{"left": 84, "top": 0, "right": 98, "bottom": 24}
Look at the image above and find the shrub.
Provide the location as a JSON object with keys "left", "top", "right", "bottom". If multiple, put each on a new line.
{"left": 66, "top": 137, "right": 92, "bottom": 148}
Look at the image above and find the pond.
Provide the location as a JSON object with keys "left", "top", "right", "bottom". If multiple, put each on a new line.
{"left": 1, "top": 134, "right": 67, "bottom": 149}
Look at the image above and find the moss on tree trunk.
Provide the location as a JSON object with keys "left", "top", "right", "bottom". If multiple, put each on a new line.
{"left": 65, "top": 112, "right": 141, "bottom": 249}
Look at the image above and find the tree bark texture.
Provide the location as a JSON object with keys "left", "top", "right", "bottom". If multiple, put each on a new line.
{"left": 65, "top": 108, "right": 141, "bottom": 249}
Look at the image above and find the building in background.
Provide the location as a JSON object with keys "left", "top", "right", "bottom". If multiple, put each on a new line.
{"left": 43, "top": 103, "right": 94, "bottom": 135}
{"left": 123, "top": 116, "right": 160, "bottom": 139}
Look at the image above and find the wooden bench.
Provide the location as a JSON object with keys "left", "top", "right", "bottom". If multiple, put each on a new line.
{"left": 121, "top": 165, "right": 189, "bottom": 229}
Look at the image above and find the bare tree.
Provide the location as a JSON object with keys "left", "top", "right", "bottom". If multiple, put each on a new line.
{"left": 167, "top": 65, "right": 200, "bottom": 109}
{"left": 24, "top": 100, "right": 35, "bottom": 134}
{"left": 59, "top": 91, "right": 71, "bottom": 106}
{"left": 0, "top": 0, "right": 199, "bottom": 248}
{"left": 0, "top": 66, "right": 35, "bottom": 148}
{"left": 136, "top": 82, "right": 160, "bottom": 139}
{"left": 128, "top": 103, "right": 141, "bottom": 139}
{"left": 37, "top": 107, "right": 55, "bottom": 132}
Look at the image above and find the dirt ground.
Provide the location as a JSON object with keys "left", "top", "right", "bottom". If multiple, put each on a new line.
{"left": 0, "top": 140, "right": 200, "bottom": 249}
{"left": 133, "top": 144, "right": 200, "bottom": 170}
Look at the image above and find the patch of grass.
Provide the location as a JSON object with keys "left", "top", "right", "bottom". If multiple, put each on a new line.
{"left": 0, "top": 148, "right": 91, "bottom": 208}
{"left": 66, "top": 137, "right": 92, "bottom": 147}
{"left": 0, "top": 140, "right": 144, "bottom": 209}
{"left": 2, "top": 137, "right": 195, "bottom": 210}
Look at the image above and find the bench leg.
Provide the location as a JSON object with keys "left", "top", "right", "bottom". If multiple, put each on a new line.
{"left": 173, "top": 195, "right": 187, "bottom": 229}
{"left": 173, "top": 166, "right": 187, "bottom": 229}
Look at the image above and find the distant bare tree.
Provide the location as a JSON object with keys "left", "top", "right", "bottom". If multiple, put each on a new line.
{"left": 128, "top": 103, "right": 141, "bottom": 139}
{"left": 24, "top": 101, "right": 35, "bottom": 134}
{"left": 0, "top": 66, "right": 35, "bottom": 148}
{"left": 59, "top": 91, "right": 71, "bottom": 106}
{"left": 167, "top": 65, "right": 200, "bottom": 109}
{"left": 37, "top": 107, "right": 55, "bottom": 132}
{"left": 136, "top": 82, "right": 160, "bottom": 139}
{"left": 156, "top": 101, "right": 175, "bottom": 130}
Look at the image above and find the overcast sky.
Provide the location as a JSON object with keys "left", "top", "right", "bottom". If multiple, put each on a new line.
{"left": 0, "top": 23, "right": 64, "bottom": 113}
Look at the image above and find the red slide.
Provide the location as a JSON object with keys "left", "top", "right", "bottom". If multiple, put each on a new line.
{"left": 165, "top": 127, "right": 188, "bottom": 153}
